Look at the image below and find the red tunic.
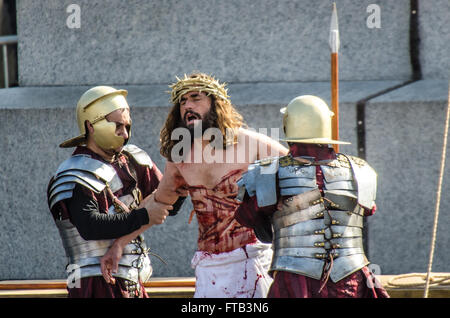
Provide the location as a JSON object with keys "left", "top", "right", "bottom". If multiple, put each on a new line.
{"left": 51, "top": 146, "right": 162, "bottom": 298}
{"left": 235, "top": 144, "right": 389, "bottom": 298}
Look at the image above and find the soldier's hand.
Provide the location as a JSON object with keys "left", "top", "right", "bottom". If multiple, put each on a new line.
{"left": 139, "top": 193, "right": 172, "bottom": 226}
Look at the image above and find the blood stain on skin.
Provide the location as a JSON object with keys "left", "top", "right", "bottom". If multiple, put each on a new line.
{"left": 188, "top": 169, "right": 257, "bottom": 253}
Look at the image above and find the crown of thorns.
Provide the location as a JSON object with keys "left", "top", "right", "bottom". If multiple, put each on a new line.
{"left": 169, "top": 74, "right": 230, "bottom": 105}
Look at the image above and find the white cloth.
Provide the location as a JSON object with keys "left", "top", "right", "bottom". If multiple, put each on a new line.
{"left": 191, "top": 242, "right": 273, "bottom": 298}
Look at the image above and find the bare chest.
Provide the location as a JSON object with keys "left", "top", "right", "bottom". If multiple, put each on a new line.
{"left": 177, "top": 142, "right": 256, "bottom": 189}
{"left": 176, "top": 161, "right": 249, "bottom": 189}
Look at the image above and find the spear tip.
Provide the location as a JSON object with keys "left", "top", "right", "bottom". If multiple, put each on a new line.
{"left": 329, "top": 2, "right": 340, "bottom": 52}
{"left": 330, "top": 2, "right": 339, "bottom": 32}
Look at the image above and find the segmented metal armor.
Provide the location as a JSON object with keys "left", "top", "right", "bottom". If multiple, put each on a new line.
{"left": 47, "top": 144, "right": 153, "bottom": 285}
{"left": 237, "top": 154, "right": 376, "bottom": 282}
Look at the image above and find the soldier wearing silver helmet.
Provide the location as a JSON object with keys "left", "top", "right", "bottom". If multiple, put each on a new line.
{"left": 235, "top": 95, "right": 390, "bottom": 298}
{"left": 47, "top": 86, "right": 178, "bottom": 298}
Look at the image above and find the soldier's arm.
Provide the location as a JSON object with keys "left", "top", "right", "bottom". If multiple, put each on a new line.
{"left": 101, "top": 162, "right": 188, "bottom": 283}
{"left": 104, "top": 162, "right": 186, "bottom": 249}
{"left": 66, "top": 185, "right": 151, "bottom": 240}
{"left": 235, "top": 192, "right": 275, "bottom": 243}
{"left": 100, "top": 190, "right": 174, "bottom": 284}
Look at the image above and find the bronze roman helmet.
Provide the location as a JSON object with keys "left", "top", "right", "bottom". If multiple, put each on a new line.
{"left": 280, "top": 95, "right": 350, "bottom": 145}
{"left": 60, "top": 86, "right": 130, "bottom": 150}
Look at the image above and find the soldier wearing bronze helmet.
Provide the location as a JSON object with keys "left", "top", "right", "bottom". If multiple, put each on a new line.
{"left": 47, "top": 86, "right": 178, "bottom": 298}
{"left": 235, "top": 95, "right": 390, "bottom": 298}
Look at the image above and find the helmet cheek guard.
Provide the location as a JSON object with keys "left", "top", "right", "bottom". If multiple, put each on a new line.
{"left": 92, "top": 119, "right": 126, "bottom": 150}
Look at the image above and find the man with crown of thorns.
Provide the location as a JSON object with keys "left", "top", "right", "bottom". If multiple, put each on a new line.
{"left": 101, "top": 72, "right": 288, "bottom": 298}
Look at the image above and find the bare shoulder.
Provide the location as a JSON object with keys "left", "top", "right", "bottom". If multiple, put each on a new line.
{"left": 161, "top": 160, "right": 187, "bottom": 182}
{"left": 238, "top": 127, "right": 277, "bottom": 144}
{"left": 164, "top": 160, "right": 180, "bottom": 174}
{"left": 238, "top": 127, "right": 288, "bottom": 158}
{"left": 156, "top": 160, "right": 187, "bottom": 203}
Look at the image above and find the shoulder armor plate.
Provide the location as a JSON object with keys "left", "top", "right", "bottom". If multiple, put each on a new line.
{"left": 278, "top": 158, "right": 317, "bottom": 196}
{"left": 55, "top": 155, "right": 116, "bottom": 182}
{"left": 48, "top": 155, "right": 123, "bottom": 210}
{"left": 344, "top": 155, "right": 377, "bottom": 209}
{"left": 321, "top": 164, "right": 356, "bottom": 199}
{"left": 346, "top": 155, "right": 368, "bottom": 167}
{"left": 335, "top": 154, "right": 352, "bottom": 168}
{"left": 238, "top": 157, "right": 279, "bottom": 207}
{"left": 122, "top": 144, "right": 153, "bottom": 168}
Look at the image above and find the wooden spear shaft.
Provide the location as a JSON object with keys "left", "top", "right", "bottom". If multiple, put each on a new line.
{"left": 331, "top": 52, "right": 339, "bottom": 153}
{"left": 330, "top": 3, "right": 340, "bottom": 153}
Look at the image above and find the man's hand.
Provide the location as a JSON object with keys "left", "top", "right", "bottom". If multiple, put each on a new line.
{"left": 100, "top": 193, "right": 171, "bottom": 284}
{"left": 101, "top": 241, "right": 124, "bottom": 284}
{"left": 139, "top": 193, "right": 172, "bottom": 226}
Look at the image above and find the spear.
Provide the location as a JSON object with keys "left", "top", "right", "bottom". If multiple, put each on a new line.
{"left": 329, "top": 2, "right": 340, "bottom": 153}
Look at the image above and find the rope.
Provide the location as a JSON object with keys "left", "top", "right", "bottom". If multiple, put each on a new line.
{"left": 423, "top": 83, "right": 450, "bottom": 298}
{"left": 387, "top": 273, "right": 450, "bottom": 288}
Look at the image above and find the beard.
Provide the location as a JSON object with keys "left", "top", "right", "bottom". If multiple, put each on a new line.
{"left": 180, "top": 109, "right": 217, "bottom": 144}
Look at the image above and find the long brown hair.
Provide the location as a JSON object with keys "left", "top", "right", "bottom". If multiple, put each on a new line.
{"left": 160, "top": 73, "right": 244, "bottom": 161}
